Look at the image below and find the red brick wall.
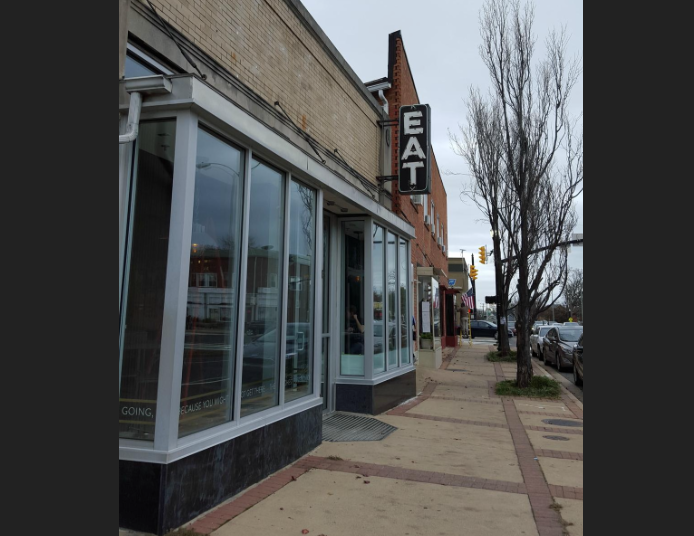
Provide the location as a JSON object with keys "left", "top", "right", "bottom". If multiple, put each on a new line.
{"left": 385, "top": 34, "right": 451, "bottom": 349}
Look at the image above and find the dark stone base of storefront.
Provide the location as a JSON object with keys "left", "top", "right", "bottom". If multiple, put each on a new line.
{"left": 336, "top": 370, "right": 417, "bottom": 416}
{"left": 119, "top": 405, "right": 323, "bottom": 536}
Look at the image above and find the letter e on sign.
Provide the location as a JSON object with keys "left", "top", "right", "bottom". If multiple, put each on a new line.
{"left": 399, "top": 104, "right": 431, "bottom": 195}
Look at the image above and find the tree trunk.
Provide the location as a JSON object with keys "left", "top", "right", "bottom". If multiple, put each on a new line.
{"left": 517, "top": 250, "right": 533, "bottom": 388}
{"left": 494, "top": 233, "right": 511, "bottom": 356}
{"left": 516, "top": 322, "right": 533, "bottom": 387}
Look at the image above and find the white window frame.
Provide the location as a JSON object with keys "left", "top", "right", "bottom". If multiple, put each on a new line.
{"left": 119, "top": 110, "right": 324, "bottom": 464}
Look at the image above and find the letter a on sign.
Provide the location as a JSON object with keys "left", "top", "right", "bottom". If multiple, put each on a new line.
{"left": 399, "top": 104, "right": 432, "bottom": 195}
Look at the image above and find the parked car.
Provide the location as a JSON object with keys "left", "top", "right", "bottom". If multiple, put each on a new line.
{"left": 471, "top": 320, "right": 513, "bottom": 339}
{"left": 542, "top": 327, "right": 584, "bottom": 372}
{"left": 573, "top": 333, "right": 584, "bottom": 386}
{"left": 530, "top": 325, "right": 556, "bottom": 361}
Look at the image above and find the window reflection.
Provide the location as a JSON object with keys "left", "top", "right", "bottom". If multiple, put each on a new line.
{"left": 400, "top": 239, "right": 411, "bottom": 365}
{"left": 387, "top": 232, "right": 398, "bottom": 369}
{"left": 124, "top": 54, "right": 157, "bottom": 78}
{"left": 286, "top": 181, "right": 316, "bottom": 403}
{"left": 433, "top": 279, "right": 442, "bottom": 338}
{"left": 373, "top": 226, "right": 386, "bottom": 374}
{"left": 179, "top": 129, "right": 243, "bottom": 438}
{"left": 119, "top": 120, "right": 176, "bottom": 441}
{"left": 342, "top": 222, "right": 365, "bottom": 376}
{"left": 241, "top": 159, "right": 285, "bottom": 417}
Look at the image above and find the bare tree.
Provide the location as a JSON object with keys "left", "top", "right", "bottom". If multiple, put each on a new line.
{"left": 564, "top": 268, "right": 584, "bottom": 321}
{"left": 451, "top": 89, "right": 518, "bottom": 356}
{"left": 457, "top": 0, "right": 583, "bottom": 387}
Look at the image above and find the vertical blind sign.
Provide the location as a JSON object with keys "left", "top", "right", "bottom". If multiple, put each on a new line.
{"left": 399, "top": 104, "right": 432, "bottom": 195}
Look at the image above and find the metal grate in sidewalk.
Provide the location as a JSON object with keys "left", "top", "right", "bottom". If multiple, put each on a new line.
{"left": 322, "top": 413, "right": 398, "bottom": 442}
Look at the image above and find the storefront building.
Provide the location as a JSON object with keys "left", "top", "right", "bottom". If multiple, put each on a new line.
{"left": 448, "top": 256, "right": 473, "bottom": 338}
{"left": 119, "top": 2, "right": 416, "bottom": 534}
{"left": 367, "top": 31, "right": 453, "bottom": 370}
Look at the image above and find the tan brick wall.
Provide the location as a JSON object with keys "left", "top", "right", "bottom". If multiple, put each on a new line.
{"left": 137, "top": 0, "right": 381, "bottom": 183}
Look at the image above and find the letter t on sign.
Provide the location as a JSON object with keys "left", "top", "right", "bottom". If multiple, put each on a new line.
{"left": 403, "top": 162, "right": 425, "bottom": 187}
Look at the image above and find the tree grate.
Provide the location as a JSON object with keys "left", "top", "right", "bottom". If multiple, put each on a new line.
{"left": 542, "top": 419, "right": 583, "bottom": 428}
{"left": 323, "top": 413, "right": 398, "bottom": 442}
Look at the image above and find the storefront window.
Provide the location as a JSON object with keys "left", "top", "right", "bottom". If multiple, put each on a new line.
{"left": 179, "top": 129, "right": 244, "bottom": 438}
{"left": 119, "top": 120, "right": 176, "bottom": 441}
{"left": 433, "top": 279, "right": 442, "bottom": 338}
{"left": 373, "top": 225, "right": 386, "bottom": 374}
{"left": 400, "top": 239, "right": 411, "bottom": 365}
{"left": 241, "top": 159, "right": 285, "bottom": 417}
{"left": 285, "top": 181, "right": 316, "bottom": 403}
{"left": 342, "top": 221, "right": 365, "bottom": 376}
{"left": 419, "top": 277, "right": 430, "bottom": 337}
{"left": 387, "top": 232, "right": 398, "bottom": 369}
{"left": 419, "top": 276, "right": 440, "bottom": 339}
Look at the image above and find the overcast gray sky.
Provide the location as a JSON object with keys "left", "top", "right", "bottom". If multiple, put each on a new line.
{"left": 300, "top": 0, "right": 584, "bottom": 304}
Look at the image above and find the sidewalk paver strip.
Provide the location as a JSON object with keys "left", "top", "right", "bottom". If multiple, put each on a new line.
{"left": 494, "top": 363, "right": 568, "bottom": 536}
{"left": 299, "top": 456, "right": 528, "bottom": 495}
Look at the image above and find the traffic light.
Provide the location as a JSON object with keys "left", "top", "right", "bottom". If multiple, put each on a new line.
{"left": 479, "top": 246, "right": 487, "bottom": 265}
{"left": 470, "top": 266, "right": 479, "bottom": 281}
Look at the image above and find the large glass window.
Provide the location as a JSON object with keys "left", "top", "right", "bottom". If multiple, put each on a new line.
{"left": 179, "top": 129, "right": 244, "bottom": 438}
{"left": 400, "top": 239, "right": 411, "bottom": 365}
{"left": 387, "top": 232, "right": 398, "bottom": 369}
{"left": 119, "top": 120, "right": 176, "bottom": 441}
{"left": 241, "top": 159, "right": 285, "bottom": 417}
{"left": 373, "top": 226, "right": 386, "bottom": 374}
{"left": 342, "top": 222, "right": 365, "bottom": 376}
{"left": 285, "top": 181, "right": 317, "bottom": 403}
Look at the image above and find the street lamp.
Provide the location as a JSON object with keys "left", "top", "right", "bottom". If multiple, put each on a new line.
{"left": 196, "top": 161, "right": 242, "bottom": 178}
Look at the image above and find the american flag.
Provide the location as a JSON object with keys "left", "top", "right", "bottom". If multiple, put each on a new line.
{"left": 462, "top": 288, "right": 475, "bottom": 311}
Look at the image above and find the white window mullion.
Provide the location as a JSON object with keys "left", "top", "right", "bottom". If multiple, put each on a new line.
{"left": 313, "top": 189, "right": 324, "bottom": 400}
{"left": 279, "top": 174, "right": 292, "bottom": 407}
{"left": 364, "top": 218, "right": 374, "bottom": 381}
{"left": 155, "top": 111, "right": 199, "bottom": 452}
{"left": 233, "top": 149, "right": 254, "bottom": 424}
{"left": 396, "top": 234, "right": 401, "bottom": 369}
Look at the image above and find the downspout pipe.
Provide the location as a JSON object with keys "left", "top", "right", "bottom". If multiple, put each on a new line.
{"left": 119, "top": 91, "right": 143, "bottom": 145}
{"left": 378, "top": 89, "right": 389, "bottom": 115}
{"left": 118, "top": 76, "right": 173, "bottom": 145}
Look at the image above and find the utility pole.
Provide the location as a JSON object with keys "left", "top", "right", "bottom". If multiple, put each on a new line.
{"left": 471, "top": 254, "right": 478, "bottom": 320}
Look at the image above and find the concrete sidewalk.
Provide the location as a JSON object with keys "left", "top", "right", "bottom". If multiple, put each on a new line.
{"left": 173, "top": 344, "right": 584, "bottom": 536}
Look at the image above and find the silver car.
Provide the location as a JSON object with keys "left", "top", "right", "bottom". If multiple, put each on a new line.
{"left": 530, "top": 325, "right": 556, "bottom": 361}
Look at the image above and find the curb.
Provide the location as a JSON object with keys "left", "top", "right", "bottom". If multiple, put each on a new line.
{"left": 534, "top": 360, "right": 584, "bottom": 411}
